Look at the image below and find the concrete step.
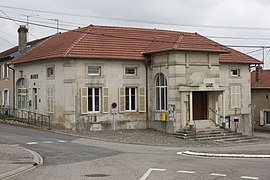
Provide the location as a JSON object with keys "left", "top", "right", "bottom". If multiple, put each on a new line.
{"left": 214, "top": 136, "right": 255, "bottom": 142}
{"left": 193, "top": 134, "right": 245, "bottom": 141}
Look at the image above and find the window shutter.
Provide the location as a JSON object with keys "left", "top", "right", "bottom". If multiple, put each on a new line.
{"left": 102, "top": 87, "right": 109, "bottom": 113}
{"left": 231, "top": 86, "right": 236, "bottom": 107}
{"left": 260, "top": 110, "right": 265, "bottom": 125}
{"left": 118, "top": 87, "right": 125, "bottom": 113}
{"left": 81, "top": 87, "right": 88, "bottom": 114}
{"left": 138, "top": 86, "right": 146, "bottom": 112}
{"left": 235, "top": 86, "right": 241, "bottom": 107}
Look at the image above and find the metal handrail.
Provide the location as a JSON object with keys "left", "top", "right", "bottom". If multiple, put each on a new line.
{"left": 0, "top": 107, "right": 51, "bottom": 130}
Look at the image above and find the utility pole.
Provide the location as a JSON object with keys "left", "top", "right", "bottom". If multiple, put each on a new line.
{"left": 49, "top": 19, "right": 59, "bottom": 33}
{"left": 26, "top": 14, "right": 39, "bottom": 29}
{"left": 262, "top": 47, "right": 265, "bottom": 69}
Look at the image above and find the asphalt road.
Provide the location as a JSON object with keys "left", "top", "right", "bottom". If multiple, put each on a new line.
{"left": 0, "top": 123, "right": 269, "bottom": 180}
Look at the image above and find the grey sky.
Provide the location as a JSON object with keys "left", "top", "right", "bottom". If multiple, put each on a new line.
{"left": 0, "top": 0, "right": 269, "bottom": 68}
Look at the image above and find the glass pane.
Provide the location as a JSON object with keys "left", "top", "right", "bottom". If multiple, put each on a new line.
{"left": 125, "top": 68, "right": 136, "bottom": 75}
{"left": 88, "top": 66, "right": 100, "bottom": 75}
{"left": 18, "top": 95, "right": 21, "bottom": 108}
{"left": 156, "top": 75, "right": 160, "bottom": 86}
{"left": 125, "top": 88, "right": 129, "bottom": 110}
{"left": 22, "top": 95, "right": 26, "bottom": 109}
{"left": 131, "top": 91, "right": 136, "bottom": 110}
{"left": 88, "top": 88, "right": 93, "bottom": 111}
{"left": 160, "top": 74, "right": 164, "bottom": 86}
{"left": 156, "top": 87, "right": 160, "bottom": 110}
{"left": 95, "top": 88, "right": 99, "bottom": 111}
{"left": 161, "top": 88, "right": 165, "bottom": 110}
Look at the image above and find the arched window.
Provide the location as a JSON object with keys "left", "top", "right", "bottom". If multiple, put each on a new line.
{"left": 17, "top": 78, "right": 28, "bottom": 109}
{"left": 156, "top": 73, "right": 167, "bottom": 111}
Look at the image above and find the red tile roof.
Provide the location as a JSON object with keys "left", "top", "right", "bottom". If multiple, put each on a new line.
{"left": 251, "top": 69, "right": 270, "bottom": 89}
{"left": 0, "top": 37, "right": 48, "bottom": 59}
{"left": 9, "top": 25, "right": 261, "bottom": 64}
{"left": 219, "top": 46, "right": 261, "bottom": 64}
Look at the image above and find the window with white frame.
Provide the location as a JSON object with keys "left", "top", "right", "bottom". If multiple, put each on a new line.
{"left": 17, "top": 79, "right": 28, "bottom": 109}
{"left": 47, "top": 87, "right": 54, "bottom": 113}
{"left": 1, "top": 63, "right": 9, "bottom": 80}
{"left": 260, "top": 110, "right": 270, "bottom": 125}
{"left": 230, "top": 85, "right": 241, "bottom": 108}
{"left": 125, "top": 87, "right": 137, "bottom": 111}
{"left": 1, "top": 89, "right": 9, "bottom": 107}
{"left": 88, "top": 87, "right": 100, "bottom": 113}
{"left": 46, "top": 66, "right": 55, "bottom": 79}
{"left": 230, "top": 69, "right": 240, "bottom": 77}
{"left": 88, "top": 66, "right": 101, "bottom": 76}
{"left": 125, "top": 67, "right": 137, "bottom": 76}
{"left": 81, "top": 87, "right": 109, "bottom": 114}
{"left": 156, "top": 73, "right": 167, "bottom": 111}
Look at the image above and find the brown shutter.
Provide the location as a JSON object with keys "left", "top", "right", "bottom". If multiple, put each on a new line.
{"left": 81, "top": 87, "right": 88, "bottom": 114}
{"left": 118, "top": 87, "right": 125, "bottom": 113}
{"left": 102, "top": 87, "right": 109, "bottom": 113}
{"left": 138, "top": 87, "right": 146, "bottom": 112}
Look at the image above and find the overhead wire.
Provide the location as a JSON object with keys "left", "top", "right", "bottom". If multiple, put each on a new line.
{"left": 0, "top": 15, "right": 270, "bottom": 51}
{"left": 1, "top": 5, "right": 270, "bottom": 32}
{"left": 0, "top": 9, "right": 269, "bottom": 64}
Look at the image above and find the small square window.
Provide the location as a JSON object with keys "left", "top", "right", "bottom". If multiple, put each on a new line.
{"left": 125, "top": 67, "right": 137, "bottom": 76}
{"left": 88, "top": 66, "right": 101, "bottom": 76}
{"left": 231, "top": 69, "right": 240, "bottom": 77}
{"left": 47, "top": 67, "right": 54, "bottom": 78}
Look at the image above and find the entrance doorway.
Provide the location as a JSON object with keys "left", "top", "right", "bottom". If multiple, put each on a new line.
{"left": 193, "top": 91, "right": 208, "bottom": 120}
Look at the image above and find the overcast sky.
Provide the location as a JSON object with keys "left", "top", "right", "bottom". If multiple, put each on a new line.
{"left": 0, "top": 0, "right": 270, "bottom": 68}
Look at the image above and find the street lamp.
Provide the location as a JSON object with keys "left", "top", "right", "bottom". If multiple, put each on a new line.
{"left": 248, "top": 104, "right": 257, "bottom": 137}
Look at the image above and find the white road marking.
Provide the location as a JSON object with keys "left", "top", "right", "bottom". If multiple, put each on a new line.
{"left": 241, "top": 176, "right": 259, "bottom": 180}
{"left": 42, "top": 141, "right": 53, "bottom": 144}
{"left": 58, "top": 140, "right": 67, "bottom": 143}
{"left": 177, "top": 170, "right": 195, "bottom": 174}
{"left": 140, "top": 168, "right": 166, "bottom": 180}
{"left": 26, "top": 142, "right": 38, "bottom": 145}
{"left": 210, "top": 173, "right": 227, "bottom": 177}
{"left": 11, "top": 144, "right": 19, "bottom": 147}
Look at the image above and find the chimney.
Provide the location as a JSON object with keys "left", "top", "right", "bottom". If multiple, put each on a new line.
{"left": 256, "top": 65, "right": 262, "bottom": 84}
{"left": 17, "top": 25, "right": 28, "bottom": 52}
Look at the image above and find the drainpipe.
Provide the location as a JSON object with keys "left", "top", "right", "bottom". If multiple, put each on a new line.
{"left": 145, "top": 58, "right": 149, "bottom": 128}
{"left": 7, "top": 64, "right": 15, "bottom": 114}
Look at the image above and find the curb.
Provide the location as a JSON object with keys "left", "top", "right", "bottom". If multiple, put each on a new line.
{"left": 177, "top": 151, "right": 270, "bottom": 158}
{"left": 0, "top": 147, "right": 43, "bottom": 180}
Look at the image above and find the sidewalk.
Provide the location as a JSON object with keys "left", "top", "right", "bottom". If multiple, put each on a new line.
{"left": 0, "top": 144, "right": 42, "bottom": 179}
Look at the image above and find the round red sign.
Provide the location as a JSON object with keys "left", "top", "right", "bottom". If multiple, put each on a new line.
{"left": 112, "top": 102, "right": 117, "bottom": 109}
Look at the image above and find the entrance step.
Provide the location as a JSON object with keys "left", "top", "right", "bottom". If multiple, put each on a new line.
{"left": 173, "top": 128, "right": 259, "bottom": 144}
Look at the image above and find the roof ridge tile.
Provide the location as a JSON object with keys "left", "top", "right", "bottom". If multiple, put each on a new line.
{"left": 64, "top": 25, "right": 93, "bottom": 56}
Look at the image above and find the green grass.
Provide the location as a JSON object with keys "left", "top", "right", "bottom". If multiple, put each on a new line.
{"left": 0, "top": 114, "right": 11, "bottom": 119}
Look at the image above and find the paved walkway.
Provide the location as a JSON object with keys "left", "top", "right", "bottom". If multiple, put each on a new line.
{"left": 0, "top": 144, "right": 42, "bottom": 179}
{"left": 0, "top": 128, "right": 269, "bottom": 179}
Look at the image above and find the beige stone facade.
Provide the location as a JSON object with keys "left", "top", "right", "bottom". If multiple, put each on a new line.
{"left": 148, "top": 52, "right": 252, "bottom": 135}
{"left": 14, "top": 58, "right": 147, "bottom": 131}
{"left": 5, "top": 25, "right": 259, "bottom": 135}
{"left": 13, "top": 52, "right": 253, "bottom": 135}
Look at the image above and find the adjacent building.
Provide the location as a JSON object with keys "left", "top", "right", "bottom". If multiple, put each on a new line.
{"left": 251, "top": 67, "right": 270, "bottom": 131}
{"left": 6, "top": 25, "right": 260, "bottom": 134}
{"left": 0, "top": 26, "right": 48, "bottom": 111}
